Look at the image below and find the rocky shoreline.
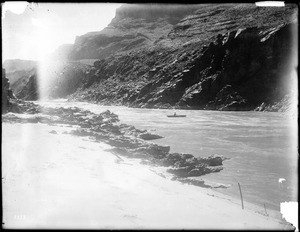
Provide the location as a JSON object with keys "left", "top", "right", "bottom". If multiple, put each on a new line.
{"left": 2, "top": 101, "right": 229, "bottom": 187}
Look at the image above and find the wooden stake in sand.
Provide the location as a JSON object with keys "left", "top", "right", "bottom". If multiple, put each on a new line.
{"left": 238, "top": 182, "right": 244, "bottom": 210}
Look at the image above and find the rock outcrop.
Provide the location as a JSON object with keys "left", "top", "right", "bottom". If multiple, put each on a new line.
{"left": 2, "top": 68, "right": 47, "bottom": 114}
{"left": 16, "top": 73, "right": 39, "bottom": 100}
{"left": 68, "top": 4, "right": 297, "bottom": 111}
{"left": 2, "top": 68, "right": 20, "bottom": 113}
{"left": 3, "top": 59, "right": 37, "bottom": 100}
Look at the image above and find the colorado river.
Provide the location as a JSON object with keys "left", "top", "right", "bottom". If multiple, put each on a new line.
{"left": 37, "top": 99, "right": 298, "bottom": 212}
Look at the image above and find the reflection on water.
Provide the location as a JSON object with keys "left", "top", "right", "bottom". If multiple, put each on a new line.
{"left": 37, "top": 99, "right": 298, "bottom": 212}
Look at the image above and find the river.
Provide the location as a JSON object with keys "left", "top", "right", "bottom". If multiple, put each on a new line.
{"left": 37, "top": 99, "right": 298, "bottom": 212}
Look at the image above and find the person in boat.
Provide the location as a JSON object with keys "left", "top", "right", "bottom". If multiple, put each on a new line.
{"left": 174, "top": 112, "right": 176, "bottom": 116}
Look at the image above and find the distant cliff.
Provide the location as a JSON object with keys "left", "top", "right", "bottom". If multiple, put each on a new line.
{"left": 12, "top": 4, "right": 298, "bottom": 111}
{"left": 53, "top": 4, "right": 202, "bottom": 61}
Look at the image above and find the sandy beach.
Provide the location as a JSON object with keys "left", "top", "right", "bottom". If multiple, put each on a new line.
{"left": 2, "top": 121, "right": 295, "bottom": 229}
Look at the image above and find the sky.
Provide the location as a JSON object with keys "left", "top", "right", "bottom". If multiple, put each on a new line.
{"left": 2, "top": 2, "right": 122, "bottom": 61}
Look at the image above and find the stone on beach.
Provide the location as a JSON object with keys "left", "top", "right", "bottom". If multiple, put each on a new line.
{"left": 138, "top": 132, "right": 164, "bottom": 140}
{"left": 132, "top": 144, "right": 170, "bottom": 159}
{"left": 197, "top": 154, "right": 227, "bottom": 166}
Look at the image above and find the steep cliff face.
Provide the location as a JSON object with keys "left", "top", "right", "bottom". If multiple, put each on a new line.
{"left": 3, "top": 59, "right": 38, "bottom": 100}
{"left": 45, "top": 61, "right": 91, "bottom": 98}
{"left": 65, "top": 4, "right": 297, "bottom": 111}
{"left": 176, "top": 23, "right": 297, "bottom": 110}
{"left": 16, "top": 73, "right": 39, "bottom": 100}
{"left": 2, "top": 68, "right": 20, "bottom": 113}
{"left": 13, "top": 4, "right": 298, "bottom": 111}
{"left": 61, "top": 4, "right": 202, "bottom": 61}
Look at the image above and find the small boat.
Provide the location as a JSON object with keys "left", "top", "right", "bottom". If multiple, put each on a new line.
{"left": 167, "top": 113, "right": 186, "bottom": 118}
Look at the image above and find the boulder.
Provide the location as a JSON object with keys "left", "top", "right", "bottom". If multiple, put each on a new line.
{"left": 107, "top": 137, "right": 141, "bottom": 149}
{"left": 100, "top": 110, "right": 119, "bottom": 122}
{"left": 205, "top": 166, "right": 223, "bottom": 173}
{"left": 100, "top": 123, "right": 121, "bottom": 134}
{"left": 132, "top": 144, "right": 170, "bottom": 159}
{"left": 168, "top": 163, "right": 223, "bottom": 178}
{"left": 161, "top": 152, "right": 196, "bottom": 167}
{"left": 138, "top": 132, "right": 164, "bottom": 140}
{"left": 162, "top": 152, "right": 182, "bottom": 166}
{"left": 207, "top": 155, "right": 223, "bottom": 166}
{"left": 197, "top": 154, "right": 225, "bottom": 166}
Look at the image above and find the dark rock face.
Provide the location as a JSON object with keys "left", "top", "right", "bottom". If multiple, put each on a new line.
{"left": 46, "top": 62, "right": 91, "bottom": 98}
{"left": 65, "top": 4, "right": 297, "bottom": 111}
{"left": 138, "top": 132, "right": 164, "bottom": 140}
{"left": 3, "top": 60, "right": 38, "bottom": 100}
{"left": 2, "top": 68, "right": 20, "bottom": 113}
{"left": 16, "top": 74, "right": 39, "bottom": 100}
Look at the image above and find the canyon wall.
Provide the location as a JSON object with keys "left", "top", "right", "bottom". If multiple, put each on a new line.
{"left": 8, "top": 4, "right": 298, "bottom": 111}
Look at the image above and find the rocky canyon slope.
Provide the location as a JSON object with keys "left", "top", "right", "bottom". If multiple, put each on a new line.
{"left": 2, "top": 68, "right": 18, "bottom": 113}
{"left": 7, "top": 4, "right": 298, "bottom": 111}
{"left": 3, "top": 59, "right": 38, "bottom": 100}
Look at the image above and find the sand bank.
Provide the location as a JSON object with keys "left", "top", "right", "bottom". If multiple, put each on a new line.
{"left": 2, "top": 122, "right": 294, "bottom": 229}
